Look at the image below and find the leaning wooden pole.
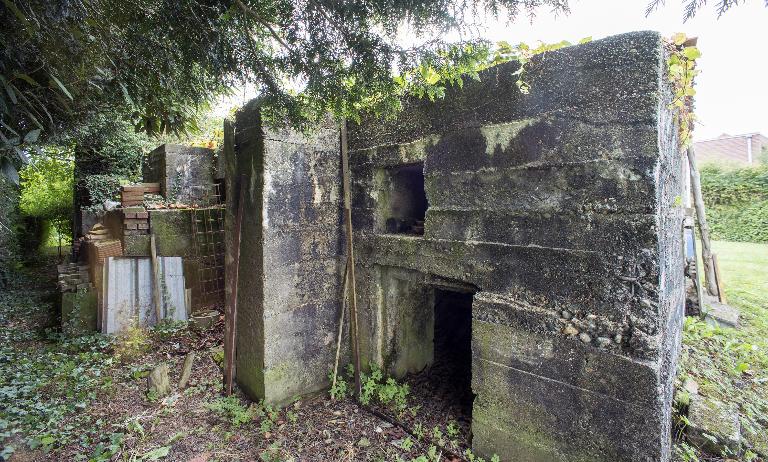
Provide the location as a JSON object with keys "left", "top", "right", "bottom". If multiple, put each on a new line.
{"left": 340, "top": 121, "right": 362, "bottom": 398}
{"left": 687, "top": 146, "right": 718, "bottom": 296}
{"left": 331, "top": 257, "right": 350, "bottom": 398}
{"left": 224, "top": 173, "right": 246, "bottom": 396}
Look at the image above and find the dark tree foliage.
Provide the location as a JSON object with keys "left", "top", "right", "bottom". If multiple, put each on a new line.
{"left": 1, "top": 0, "right": 569, "bottom": 154}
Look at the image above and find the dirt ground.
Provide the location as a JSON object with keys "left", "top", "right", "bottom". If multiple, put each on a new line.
{"left": 0, "top": 258, "right": 475, "bottom": 462}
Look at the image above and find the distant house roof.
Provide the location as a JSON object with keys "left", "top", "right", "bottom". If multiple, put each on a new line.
{"left": 693, "top": 133, "right": 768, "bottom": 166}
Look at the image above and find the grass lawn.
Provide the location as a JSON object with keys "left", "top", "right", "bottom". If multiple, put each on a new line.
{"left": 710, "top": 241, "right": 768, "bottom": 338}
{"left": 676, "top": 240, "right": 768, "bottom": 461}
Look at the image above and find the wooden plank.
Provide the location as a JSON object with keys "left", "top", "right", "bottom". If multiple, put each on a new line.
{"left": 341, "top": 120, "right": 362, "bottom": 398}
{"left": 124, "top": 218, "right": 149, "bottom": 225}
{"left": 121, "top": 193, "right": 146, "bottom": 200}
{"left": 122, "top": 183, "right": 160, "bottom": 192}
{"left": 150, "top": 234, "right": 163, "bottom": 324}
{"left": 224, "top": 172, "right": 246, "bottom": 396}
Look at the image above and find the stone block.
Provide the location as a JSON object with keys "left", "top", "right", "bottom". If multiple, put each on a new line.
{"left": 228, "top": 107, "right": 343, "bottom": 405}
{"left": 687, "top": 396, "right": 741, "bottom": 456}
{"left": 702, "top": 297, "right": 740, "bottom": 328}
{"left": 349, "top": 32, "right": 664, "bottom": 150}
{"left": 122, "top": 234, "right": 151, "bottom": 256}
{"left": 148, "top": 209, "right": 196, "bottom": 257}
{"left": 472, "top": 319, "right": 659, "bottom": 405}
{"left": 147, "top": 363, "right": 171, "bottom": 397}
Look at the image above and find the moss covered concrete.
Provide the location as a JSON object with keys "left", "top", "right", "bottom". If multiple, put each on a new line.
{"left": 61, "top": 289, "right": 98, "bottom": 335}
{"left": 348, "top": 31, "right": 684, "bottom": 462}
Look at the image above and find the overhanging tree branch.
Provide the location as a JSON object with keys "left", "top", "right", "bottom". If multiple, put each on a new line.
{"left": 233, "top": 0, "right": 294, "bottom": 54}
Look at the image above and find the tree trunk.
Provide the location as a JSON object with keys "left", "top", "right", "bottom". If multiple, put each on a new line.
{"left": 687, "top": 146, "right": 718, "bottom": 296}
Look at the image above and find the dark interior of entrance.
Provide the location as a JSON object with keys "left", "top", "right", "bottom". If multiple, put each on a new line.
{"left": 406, "top": 288, "right": 474, "bottom": 430}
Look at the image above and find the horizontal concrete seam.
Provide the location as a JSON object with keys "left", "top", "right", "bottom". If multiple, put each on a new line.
{"left": 365, "top": 234, "right": 607, "bottom": 257}
{"left": 425, "top": 208, "right": 657, "bottom": 217}
{"left": 476, "top": 357, "right": 657, "bottom": 409}
{"left": 426, "top": 157, "right": 655, "bottom": 176}
{"left": 427, "top": 206, "right": 658, "bottom": 218}
{"left": 262, "top": 136, "right": 338, "bottom": 146}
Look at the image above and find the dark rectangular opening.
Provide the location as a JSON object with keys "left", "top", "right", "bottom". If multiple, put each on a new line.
{"left": 384, "top": 163, "right": 427, "bottom": 235}
{"left": 433, "top": 289, "right": 474, "bottom": 417}
{"left": 405, "top": 288, "right": 474, "bottom": 436}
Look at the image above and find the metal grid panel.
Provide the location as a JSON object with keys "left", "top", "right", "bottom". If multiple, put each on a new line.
{"left": 191, "top": 182, "right": 225, "bottom": 311}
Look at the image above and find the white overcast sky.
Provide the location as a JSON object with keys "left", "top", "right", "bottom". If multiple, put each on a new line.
{"left": 220, "top": 1, "right": 768, "bottom": 141}
{"left": 477, "top": 0, "right": 768, "bottom": 141}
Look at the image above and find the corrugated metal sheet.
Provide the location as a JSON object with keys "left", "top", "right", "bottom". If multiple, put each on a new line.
{"left": 102, "top": 256, "right": 188, "bottom": 334}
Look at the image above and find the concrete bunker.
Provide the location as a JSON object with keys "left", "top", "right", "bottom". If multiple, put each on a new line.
{"left": 225, "top": 31, "right": 686, "bottom": 462}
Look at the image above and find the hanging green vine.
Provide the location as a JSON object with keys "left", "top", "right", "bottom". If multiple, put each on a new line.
{"left": 665, "top": 33, "right": 701, "bottom": 148}
{"left": 395, "top": 37, "right": 592, "bottom": 106}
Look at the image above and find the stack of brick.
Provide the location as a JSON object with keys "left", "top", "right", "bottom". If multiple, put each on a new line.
{"left": 86, "top": 239, "right": 123, "bottom": 262}
{"left": 85, "top": 223, "right": 110, "bottom": 242}
{"left": 123, "top": 206, "right": 150, "bottom": 236}
{"left": 58, "top": 263, "right": 98, "bottom": 335}
{"left": 83, "top": 223, "right": 122, "bottom": 261}
{"left": 57, "top": 263, "right": 92, "bottom": 292}
{"left": 120, "top": 183, "right": 160, "bottom": 207}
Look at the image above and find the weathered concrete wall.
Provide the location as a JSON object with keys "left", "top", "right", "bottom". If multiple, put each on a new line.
{"left": 144, "top": 144, "right": 215, "bottom": 204}
{"left": 348, "top": 31, "right": 685, "bottom": 462}
{"left": 225, "top": 104, "right": 343, "bottom": 404}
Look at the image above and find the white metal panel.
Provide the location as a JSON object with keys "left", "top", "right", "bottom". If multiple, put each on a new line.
{"left": 102, "top": 256, "right": 187, "bottom": 334}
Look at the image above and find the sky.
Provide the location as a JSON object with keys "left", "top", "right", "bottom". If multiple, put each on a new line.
{"left": 218, "top": 1, "right": 768, "bottom": 141}
{"left": 475, "top": 0, "right": 768, "bottom": 141}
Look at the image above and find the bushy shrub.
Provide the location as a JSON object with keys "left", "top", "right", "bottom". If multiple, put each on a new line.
{"left": 700, "top": 164, "right": 768, "bottom": 207}
{"left": 701, "top": 165, "right": 768, "bottom": 243}
{"left": 708, "top": 201, "right": 768, "bottom": 243}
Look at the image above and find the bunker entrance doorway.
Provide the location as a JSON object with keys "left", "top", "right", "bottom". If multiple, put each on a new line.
{"left": 407, "top": 288, "right": 475, "bottom": 431}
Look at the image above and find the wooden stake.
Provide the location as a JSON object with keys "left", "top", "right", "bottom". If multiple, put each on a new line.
{"left": 224, "top": 173, "right": 246, "bottom": 396}
{"left": 331, "top": 257, "right": 350, "bottom": 398}
{"left": 687, "top": 146, "right": 718, "bottom": 296}
{"left": 712, "top": 253, "right": 727, "bottom": 304}
{"left": 150, "top": 234, "right": 163, "bottom": 324}
{"left": 340, "top": 121, "right": 362, "bottom": 398}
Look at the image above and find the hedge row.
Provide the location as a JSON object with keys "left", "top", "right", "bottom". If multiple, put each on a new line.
{"left": 701, "top": 165, "right": 768, "bottom": 243}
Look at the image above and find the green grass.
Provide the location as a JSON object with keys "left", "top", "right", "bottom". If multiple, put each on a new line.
{"left": 676, "top": 241, "right": 768, "bottom": 460}
{"left": 709, "top": 241, "right": 768, "bottom": 338}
